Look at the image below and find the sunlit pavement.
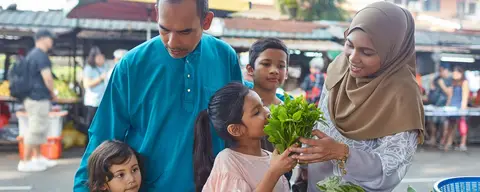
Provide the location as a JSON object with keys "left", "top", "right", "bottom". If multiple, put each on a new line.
{"left": 395, "top": 146, "right": 480, "bottom": 192}
{"left": 0, "top": 146, "right": 83, "bottom": 192}
{"left": 0, "top": 145, "right": 479, "bottom": 192}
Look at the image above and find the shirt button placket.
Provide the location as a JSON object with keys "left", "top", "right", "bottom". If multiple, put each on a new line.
{"left": 185, "top": 59, "right": 194, "bottom": 102}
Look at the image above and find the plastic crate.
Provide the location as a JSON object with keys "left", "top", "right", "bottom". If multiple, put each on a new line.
{"left": 17, "top": 136, "right": 63, "bottom": 160}
{"left": 434, "top": 176, "right": 480, "bottom": 192}
{"left": 16, "top": 111, "right": 68, "bottom": 138}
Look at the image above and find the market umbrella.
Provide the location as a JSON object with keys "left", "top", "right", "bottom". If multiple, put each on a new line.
{"left": 64, "top": 0, "right": 251, "bottom": 39}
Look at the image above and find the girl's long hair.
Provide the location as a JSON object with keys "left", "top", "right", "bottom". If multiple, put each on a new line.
{"left": 193, "top": 82, "right": 250, "bottom": 192}
{"left": 87, "top": 46, "right": 102, "bottom": 68}
{"left": 87, "top": 140, "right": 143, "bottom": 192}
{"left": 452, "top": 66, "right": 466, "bottom": 86}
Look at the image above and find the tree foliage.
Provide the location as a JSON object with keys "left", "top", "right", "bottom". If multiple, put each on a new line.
{"left": 276, "top": 0, "right": 347, "bottom": 21}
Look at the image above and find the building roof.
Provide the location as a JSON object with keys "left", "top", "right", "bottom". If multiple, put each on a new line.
{"left": 222, "top": 18, "right": 334, "bottom": 40}
{"left": 225, "top": 18, "right": 328, "bottom": 33}
{"left": 222, "top": 37, "right": 344, "bottom": 51}
{"left": 2, "top": 9, "right": 480, "bottom": 47}
{"left": 416, "top": 30, "right": 480, "bottom": 45}
{"left": 319, "top": 21, "right": 480, "bottom": 45}
{"left": 0, "top": 9, "right": 157, "bottom": 32}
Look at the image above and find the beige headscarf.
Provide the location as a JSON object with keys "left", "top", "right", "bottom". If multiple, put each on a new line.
{"left": 325, "top": 2, "right": 425, "bottom": 143}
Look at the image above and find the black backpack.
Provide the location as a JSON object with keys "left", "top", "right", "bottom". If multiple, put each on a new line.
{"left": 427, "top": 76, "right": 448, "bottom": 106}
{"left": 8, "top": 56, "right": 31, "bottom": 101}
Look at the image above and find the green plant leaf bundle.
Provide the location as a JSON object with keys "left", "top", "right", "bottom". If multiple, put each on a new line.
{"left": 264, "top": 93, "right": 327, "bottom": 153}
{"left": 316, "top": 176, "right": 365, "bottom": 192}
{"left": 407, "top": 185, "right": 417, "bottom": 192}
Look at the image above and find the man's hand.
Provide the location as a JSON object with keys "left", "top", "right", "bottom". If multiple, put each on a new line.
{"left": 100, "top": 73, "right": 107, "bottom": 81}
{"left": 51, "top": 92, "right": 58, "bottom": 101}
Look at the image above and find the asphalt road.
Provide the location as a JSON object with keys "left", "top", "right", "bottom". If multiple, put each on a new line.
{"left": 0, "top": 145, "right": 479, "bottom": 192}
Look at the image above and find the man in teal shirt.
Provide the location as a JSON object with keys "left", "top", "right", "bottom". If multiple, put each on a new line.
{"left": 73, "top": 0, "right": 242, "bottom": 191}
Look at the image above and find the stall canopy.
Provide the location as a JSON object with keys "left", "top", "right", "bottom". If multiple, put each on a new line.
{"left": 64, "top": 0, "right": 251, "bottom": 39}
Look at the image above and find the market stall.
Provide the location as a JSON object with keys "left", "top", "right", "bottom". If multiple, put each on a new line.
{"left": 424, "top": 105, "right": 480, "bottom": 143}
{"left": 0, "top": 77, "right": 80, "bottom": 145}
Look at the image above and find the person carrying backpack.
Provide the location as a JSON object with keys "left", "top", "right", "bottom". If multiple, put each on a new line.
{"left": 425, "top": 62, "right": 452, "bottom": 147}
{"left": 10, "top": 29, "right": 58, "bottom": 172}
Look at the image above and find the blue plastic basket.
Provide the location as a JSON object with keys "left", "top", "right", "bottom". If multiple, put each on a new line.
{"left": 434, "top": 176, "right": 480, "bottom": 192}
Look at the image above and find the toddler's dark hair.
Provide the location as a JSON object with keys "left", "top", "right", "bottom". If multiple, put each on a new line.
{"left": 87, "top": 140, "right": 143, "bottom": 192}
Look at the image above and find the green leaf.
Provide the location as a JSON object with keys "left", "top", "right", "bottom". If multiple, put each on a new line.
{"left": 315, "top": 177, "right": 365, "bottom": 192}
{"left": 317, "top": 185, "right": 327, "bottom": 191}
{"left": 337, "top": 185, "right": 349, "bottom": 192}
{"left": 275, "top": 144, "right": 286, "bottom": 154}
{"left": 278, "top": 108, "right": 288, "bottom": 122}
{"left": 284, "top": 92, "right": 291, "bottom": 102}
{"left": 350, "top": 185, "right": 365, "bottom": 192}
{"left": 263, "top": 125, "right": 274, "bottom": 135}
{"left": 293, "top": 111, "right": 302, "bottom": 121}
{"left": 407, "top": 186, "right": 417, "bottom": 192}
{"left": 268, "top": 119, "right": 281, "bottom": 129}
{"left": 267, "top": 136, "right": 277, "bottom": 143}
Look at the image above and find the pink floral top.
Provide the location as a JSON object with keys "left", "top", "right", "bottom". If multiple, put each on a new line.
{"left": 202, "top": 148, "right": 290, "bottom": 192}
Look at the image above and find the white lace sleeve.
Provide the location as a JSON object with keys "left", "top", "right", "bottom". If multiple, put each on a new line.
{"left": 341, "top": 131, "right": 419, "bottom": 192}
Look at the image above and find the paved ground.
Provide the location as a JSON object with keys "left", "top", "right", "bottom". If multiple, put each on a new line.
{"left": 395, "top": 146, "right": 480, "bottom": 192}
{"left": 0, "top": 145, "right": 479, "bottom": 192}
{"left": 0, "top": 146, "right": 82, "bottom": 192}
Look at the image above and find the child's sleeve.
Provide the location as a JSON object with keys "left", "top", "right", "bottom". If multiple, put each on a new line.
{"left": 203, "top": 172, "right": 252, "bottom": 192}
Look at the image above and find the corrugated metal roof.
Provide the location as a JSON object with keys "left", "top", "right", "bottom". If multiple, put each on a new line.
{"left": 415, "top": 30, "right": 480, "bottom": 45}
{"left": 415, "top": 31, "right": 437, "bottom": 45}
{"left": 224, "top": 18, "right": 328, "bottom": 33}
{"left": 0, "top": 10, "right": 75, "bottom": 28}
{"left": 317, "top": 22, "right": 480, "bottom": 46}
{"left": 223, "top": 28, "right": 333, "bottom": 40}
{"left": 0, "top": 9, "right": 157, "bottom": 31}
{"left": 319, "top": 26, "right": 444, "bottom": 45}
{"left": 222, "top": 17, "right": 333, "bottom": 40}
{"left": 222, "top": 37, "right": 343, "bottom": 51}
{"left": 3, "top": 9, "right": 480, "bottom": 47}
{"left": 415, "top": 45, "right": 470, "bottom": 53}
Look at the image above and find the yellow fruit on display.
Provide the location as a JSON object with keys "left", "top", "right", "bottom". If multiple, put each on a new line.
{"left": 61, "top": 121, "right": 87, "bottom": 149}
{"left": 0, "top": 81, "right": 10, "bottom": 97}
{"left": 62, "top": 131, "right": 75, "bottom": 149}
{"left": 53, "top": 80, "right": 78, "bottom": 100}
{"left": 75, "top": 134, "right": 87, "bottom": 147}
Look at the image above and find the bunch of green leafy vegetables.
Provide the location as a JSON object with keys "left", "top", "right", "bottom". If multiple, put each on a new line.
{"left": 316, "top": 176, "right": 418, "bottom": 192}
{"left": 316, "top": 176, "right": 365, "bottom": 192}
{"left": 264, "top": 93, "right": 327, "bottom": 153}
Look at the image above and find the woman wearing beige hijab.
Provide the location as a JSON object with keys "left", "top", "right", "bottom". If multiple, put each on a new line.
{"left": 290, "top": 2, "right": 425, "bottom": 191}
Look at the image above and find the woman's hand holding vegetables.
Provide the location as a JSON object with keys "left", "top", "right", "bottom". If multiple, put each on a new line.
{"left": 269, "top": 145, "right": 298, "bottom": 177}
{"left": 290, "top": 130, "right": 348, "bottom": 164}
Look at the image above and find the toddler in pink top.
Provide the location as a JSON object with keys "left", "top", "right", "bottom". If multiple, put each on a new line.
{"left": 193, "top": 82, "right": 297, "bottom": 192}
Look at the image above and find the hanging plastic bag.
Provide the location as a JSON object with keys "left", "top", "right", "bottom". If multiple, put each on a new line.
{"left": 458, "top": 117, "right": 468, "bottom": 136}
